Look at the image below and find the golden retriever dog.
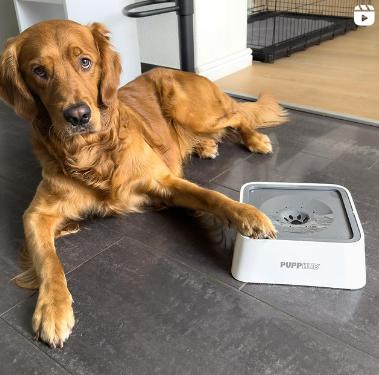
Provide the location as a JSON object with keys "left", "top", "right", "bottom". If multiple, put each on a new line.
{"left": 0, "top": 20, "right": 287, "bottom": 348}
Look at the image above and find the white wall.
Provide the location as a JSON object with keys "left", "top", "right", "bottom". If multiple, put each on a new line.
{"left": 137, "top": 0, "right": 251, "bottom": 80}
{"left": 194, "top": 0, "right": 251, "bottom": 80}
{"left": 0, "top": 0, "right": 19, "bottom": 48}
{"left": 138, "top": 11, "right": 179, "bottom": 68}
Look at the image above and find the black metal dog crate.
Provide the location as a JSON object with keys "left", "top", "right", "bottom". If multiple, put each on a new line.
{"left": 247, "top": 1, "right": 360, "bottom": 62}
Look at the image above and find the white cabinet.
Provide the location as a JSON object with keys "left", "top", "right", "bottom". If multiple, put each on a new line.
{"left": 13, "top": 0, "right": 141, "bottom": 85}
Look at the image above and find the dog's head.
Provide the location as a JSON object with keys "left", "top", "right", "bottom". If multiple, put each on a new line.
{"left": 0, "top": 20, "right": 121, "bottom": 137}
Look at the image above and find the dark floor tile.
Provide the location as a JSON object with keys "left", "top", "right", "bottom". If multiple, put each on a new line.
{"left": 0, "top": 178, "right": 34, "bottom": 315}
{"left": 320, "top": 166, "right": 379, "bottom": 208}
{"left": 100, "top": 183, "right": 242, "bottom": 289}
{"left": 213, "top": 143, "right": 379, "bottom": 207}
{"left": 0, "top": 118, "right": 41, "bottom": 191}
{"left": 213, "top": 146, "right": 331, "bottom": 191}
{"left": 370, "top": 160, "right": 379, "bottom": 173}
{"left": 242, "top": 283, "right": 379, "bottom": 358}
{"left": 365, "top": 264, "right": 379, "bottom": 297}
{"left": 184, "top": 139, "right": 251, "bottom": 184}
{"left": 267, "top": 111, "right": 379, "bottom": 170}
{"left": 55, "top": 220, "right": 125, "bottom": 274}
{"left": 357, "top": 200, "right": 379, "bottom": 285}
{"left": 366, "top": 235, "right": 379, "bottom": 268}
{"left": 4, "top": 237, "right": 379, "bottom": 375}
{"left": 0, "top": 176, "right": 33, "bottom": 237}
{"left": 0, "top": 260, "right": 32, "bottom": 317}
{"left": 355, "top": 200, "right": 379, "bottom": 244}
{"left": 0, "top": 319, "right": 68, "bottom": 375}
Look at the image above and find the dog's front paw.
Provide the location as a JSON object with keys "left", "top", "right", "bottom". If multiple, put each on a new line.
{"left": 33, "top": 284, "right": 75, "bottom": 348}
{"left": 231, "top": 203, "right": 276, "bottom": 239}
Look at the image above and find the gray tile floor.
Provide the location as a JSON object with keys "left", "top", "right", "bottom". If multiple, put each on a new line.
{"left": 0, "top": 101, "right": 378, "bottom": 375}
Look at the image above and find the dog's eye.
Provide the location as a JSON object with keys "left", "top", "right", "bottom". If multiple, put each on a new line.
{"left": 80, "top": 58, "right": 92, "bottom": 70}
{"left": 33, "top": 66, "right": 47, "bottom": 79}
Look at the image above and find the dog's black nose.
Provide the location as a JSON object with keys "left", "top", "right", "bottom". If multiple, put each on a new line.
{"left": 63, "top": 103, "right": 91, "bottom": 126}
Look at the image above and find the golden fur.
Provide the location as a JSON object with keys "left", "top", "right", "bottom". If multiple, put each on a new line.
{"left": 0, "top": 20, "right": 287, "bottom": 348}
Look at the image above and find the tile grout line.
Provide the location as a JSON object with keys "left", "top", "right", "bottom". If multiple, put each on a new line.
{"left": 208, "top": 142, "right": 379, "bottom": 190}
{"left": 208, "top": 151, "right": 255, "bottom": 184}
{"left": 3, "top": 146, "right": 378, "bottom": 362}
{"left": 238, "top": 282, "right": 247, "bottom": 291}
{"left": 4, "top": 228, "right": 379, "bottom": 365}
{"left": 2, "top": 233, "right": 126, "bottom": 317}
{"left": 1, "top": 104, "right": 379, "bottom": 367}
{"left": 0, "top": 292, "right": 36, "bottom": 319}
{"left": 2, "top": 234, "right": 245, "bottom": 370}
{"left": 368, "top": 160, "right": 378, "bottom": 170}
{"left": 68, "top": 212, "right": 379, "bottom": 329}
{"left": 117, "top": 235, "right": 379, "bottom": 362}
{"left": 65, "top": 234, "right": 126, "bottom": 277}
{"left": 238, "top": 288, "right": 379, "bottom": 362}
{"left": 212, "top": 181, "right": 240, "bottom": 193}
{"left": 218, "top": 182, "right": 240, "bottom": 192}
{"left": 0, "top": 234, "right": 129, "bottom": 373}
{"left": 119, "top": 234, "right": 244, "bottom": 293}
{"left": 0, "top": 316, "right": 74, "bottom": 375}
{"left": 207, "top": 142, "right": 330, "bottom": 186}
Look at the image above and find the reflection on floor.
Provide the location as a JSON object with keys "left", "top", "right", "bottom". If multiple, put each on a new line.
{"left": 0, "top": 101, "right": 379, "bottom": 374}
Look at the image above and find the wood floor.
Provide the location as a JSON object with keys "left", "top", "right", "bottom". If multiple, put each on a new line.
{"left": 216, "top": 3, "right": 379, "bottom": 124}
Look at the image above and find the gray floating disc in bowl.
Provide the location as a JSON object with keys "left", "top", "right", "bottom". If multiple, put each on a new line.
{"left": 245, "top": 187, "right": 358, "bottom": 242}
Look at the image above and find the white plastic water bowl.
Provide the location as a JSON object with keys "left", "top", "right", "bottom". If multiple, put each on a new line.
{"left": 232, "top": 182, "right": 366, "bottom": 289}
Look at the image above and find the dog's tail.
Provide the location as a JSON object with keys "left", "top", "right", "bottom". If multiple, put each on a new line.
{"left": 237, "top": 92, "right": 288, "bottom": 129}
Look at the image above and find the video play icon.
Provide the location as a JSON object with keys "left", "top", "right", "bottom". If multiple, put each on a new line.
{"left": 354, "top": 5, "right": 375, "bottom": 26}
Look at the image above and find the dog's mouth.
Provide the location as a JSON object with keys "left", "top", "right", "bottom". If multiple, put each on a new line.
{"left": 69, "top": 122, "right": 95, "bottom": 135}
{"left": 52, "top": 122, "right": 97, "bottom": 139}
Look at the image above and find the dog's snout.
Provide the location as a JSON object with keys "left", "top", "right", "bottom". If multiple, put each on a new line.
{"left": 63, "top": 103, "right": 91, "bottom": 127}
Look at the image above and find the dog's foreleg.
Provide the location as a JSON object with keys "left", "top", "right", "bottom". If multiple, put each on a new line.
{"left": 17, "top": 180, "right": 96, "bottom": 348}
{"left": 23, "top": 207, "right": 73, "bottom": 348}
{"left": 158, "top": 175, "right": 276, "bottom": 239}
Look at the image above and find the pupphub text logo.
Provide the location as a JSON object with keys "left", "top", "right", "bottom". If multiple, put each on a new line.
{"left": 280, "top": 262, "right": 320, "bottom": 270}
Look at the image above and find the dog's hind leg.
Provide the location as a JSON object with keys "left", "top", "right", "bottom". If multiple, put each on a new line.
{"left": 189, "top": 92, "right": 286, "bottom": 155}
{"left": 240, "top": 129, "right": 273, "bottom": 154}
{"left": 154, "top": 70, "right": 286, "bottom": 154}
{"left": 235, "top": 93, "right": 288, "bottom": 154}
{"left": 193, "top": 138, "right": 219, "bottom": 159}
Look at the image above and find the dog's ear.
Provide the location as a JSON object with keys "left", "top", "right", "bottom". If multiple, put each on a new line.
{"left": 90, "top": 23, "right": 122, "bottom": 107}
{"left": 0, "top": 37, "right": 37, "bottom": 122}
